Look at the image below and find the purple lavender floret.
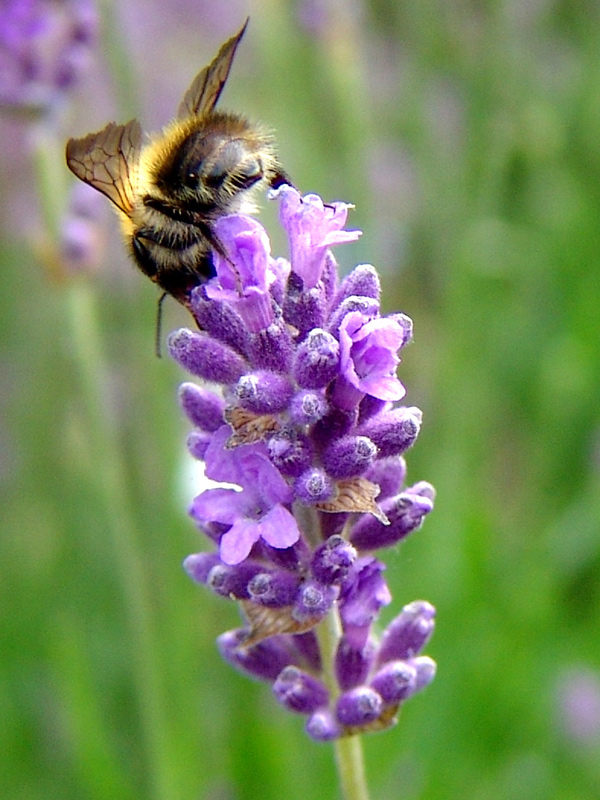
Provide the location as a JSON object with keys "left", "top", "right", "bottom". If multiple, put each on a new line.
{"left": 218, "top": 630, "right": 296, "bottom": 682}
{"left": 336, "top": 686, "right": 383, "bottom": 727}
{"left": 273, "top": 666, "right": 329, "bottom": 714}
{"left": 175, "top": 186, "right": 436, "bottom": 739}
{"left": 376, "top": 600, "right": 436, "bottom": 664}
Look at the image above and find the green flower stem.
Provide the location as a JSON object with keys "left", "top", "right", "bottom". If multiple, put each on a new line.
{"left": 31, "top": 118, "right": 68, "bottom": 240}
{"left": 334, "top": 734, "right": 370, "bottom": 800}
{"left": 316, "top": 606, "right": 371, "bottom": 800}
{"left": 98, "top": 0, "right": 140, "bottom": 117}
{"left": 302, "top": 504, "right": 371, "bottom": 800}
{"left": 33, "top": 123, "right": 179, "bottom": 800}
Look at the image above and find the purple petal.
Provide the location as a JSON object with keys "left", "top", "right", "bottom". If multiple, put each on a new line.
{"left": 189, "top": 487, "right": 243, "bottom": 527}
{"left": 256, "top": 504, "right": 301, "bottom": 550}
{"left": 339, "top": 312, "right": 406, "bottom": 401}
{"left": 219, "top": 518, "right": 262, "bottom": 565}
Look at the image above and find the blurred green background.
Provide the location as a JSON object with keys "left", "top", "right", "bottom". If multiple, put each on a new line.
{"left": 2, "top": 1, "right": 600, "bottom": 798}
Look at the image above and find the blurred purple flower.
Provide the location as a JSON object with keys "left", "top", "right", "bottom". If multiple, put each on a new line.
{"left": 60, "top": 181, "right": 107, "bottom": 273}
{"left": 558, "top": 667, "right": 600, "bottom": 744}
{"left": 0, "top": 0, "right": 97, "bottom": 112}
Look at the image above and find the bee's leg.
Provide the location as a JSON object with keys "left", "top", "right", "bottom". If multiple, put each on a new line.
{"left": 191, "top": 221, "right": 230, "bottom": 263}
{"left": 154, "top": 291, "right": 168, "bottom": 358}
{"left": 269, "top": 168, "right": 295, "bottom": 191}
{"left": 268, "top": 170, "right": 334, "bottom": 210}
{"left": 192, "top": 220, "right": 243, "bottom": 294}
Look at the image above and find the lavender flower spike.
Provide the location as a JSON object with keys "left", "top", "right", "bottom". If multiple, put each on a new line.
{"left": 175, "top": 186, "right": 436, "bottom": 739}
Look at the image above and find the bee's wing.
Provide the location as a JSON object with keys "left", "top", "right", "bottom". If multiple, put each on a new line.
{"left": 177, "top": 19, "right": 248, "bottom": 119}
{"left": 65, "top": 120, "right": 142, "bottom": 216}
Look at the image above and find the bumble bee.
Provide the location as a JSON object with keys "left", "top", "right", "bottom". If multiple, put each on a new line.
{"left": 65, "top": 20, "right": 291, "bottom": 305}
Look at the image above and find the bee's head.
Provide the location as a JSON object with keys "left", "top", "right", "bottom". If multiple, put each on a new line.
{"left": 152, "top": 114, "right": 273, "bottom": 213}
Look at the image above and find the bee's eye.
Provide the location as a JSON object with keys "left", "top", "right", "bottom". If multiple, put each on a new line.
{"left": 204, "top": 164, "right": 228, "bottom": 188}
{"left": 240, "top": 159, "right": 262, "bottom": 184}
{"left": 235, "top": 158, "right": 263, "bottom": 189}
{"left": 185, "top": 171, "right": 199, "bottom": 187}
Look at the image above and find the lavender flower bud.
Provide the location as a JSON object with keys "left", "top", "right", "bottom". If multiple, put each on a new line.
{"left": 322, "top": 435, "right": 377, "bottom": 479}
{"left": 336, "top": 686, "right": 383, "bottom": 727}
{"left": 235, "top": 371, "right": 294, "bottom": 414}
{"left": 194, "top": 520, "right": 230, "bottom": 544}
{"left": 293, "top": 580, "right": 338, "bottom": 624}
{"left": 411, "top": 656, "right": 437, "bottom": 693}
{"left": 293, "top": 329, "right": 340, "bottom": 388}
{"left": 182, "top": 552, "right": 221, "bottom": 584}
{"left": 189, "top": 286, "right": 249, "bottom": 356}
{"left": 365, "top": 456, "right": 407, "bottom": 501}
{"left": 335, "top": 636, "right": 376, "bottom": 691}
{"left": 218, "top": 629, "right": 294, "bottom": 682}
{"left": 358, "top": 394, "right": 389, "bottom": 423}
{"left": 311, "top": 535, "right": 357, "bottom": 585}
{"left": 328, "top": 296, "right": 380, "bottom": 340}
{"left": 359, "top": 407, "right": 422, "bottom": 458}
{"left": 290, "top": 631, "right": 321, "bottom": 673}
{"left": 289, "top": 390, "right": 329, "bottom": 426}
{"left": 320, "top": 251, "right": 339, "bottom": 306}
{"left": 294, "top": 468, "right": 335, "bottom": 505}
{"left": 186, "top": 430, "right": 211, "bottom": 460}
{"left": 389, "top": 313, "right": 413, "bottom": 348}
{"left": 178, "top": 383, "right": 225, "bottom": 431}
{"left": 259, "top": 538, "right": 307, "bottom": 572}
{"left": 335, "top": 264, "right": 381, "bottom": 306}
{"left": 268, "top": 430, "right": 312, "bottom": 477}
{"left": 376, "top": 600, "right": 436, "bottom": 665}
{"left": 312, "top": 407, "right": 358, "bottom": 449}
{"left": 273, "top": 666, "right": 329, "bottom": 714}
{"left": 339, "top": 558, "right": 391, "bottom": 649}
{"left": 168, "top": 328, "right": 246, "bottom": 384}
{"left": 247, "top": 570, "right": 301, "bottom": 607}
{"left": 283, "top": 272, "right": 327, "bottom": 336}
{"left": 350, "top": 490, "right": 434, "bottom": 551}
{"left": 409, "top": 480, "right": 436, "bottom": 502}
{"left": 206, "top": 562, "right": 264, "bottom": 600}
{"left": 370, "top": 660, "right": 417, "bottom": 705}
{"left": 248, "top": 319, "right": 294, "bottom": 372}
{"left": 306, "top": 709, "right": 343, "bottom": 742}
{"left": 183, "top": 555, "right": 262, "bottom": 600}
{"left": 269, "top": 256, "right": 290, "bottom": 306}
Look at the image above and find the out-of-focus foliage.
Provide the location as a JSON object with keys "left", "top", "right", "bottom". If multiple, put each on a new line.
{"left": 2, "top": 1, "right": 600, "bottom": 798}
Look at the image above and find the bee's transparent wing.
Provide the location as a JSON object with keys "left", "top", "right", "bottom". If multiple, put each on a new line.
{"left": 177, "top": 19, "right": 248, "bottom": 119}
{"left": 65, "top": 120, "right": 142, "bottom": 216}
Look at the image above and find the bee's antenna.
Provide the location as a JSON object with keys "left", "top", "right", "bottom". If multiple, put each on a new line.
{"left": 155, "top": 291, "right": 168, "bottom": 358}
